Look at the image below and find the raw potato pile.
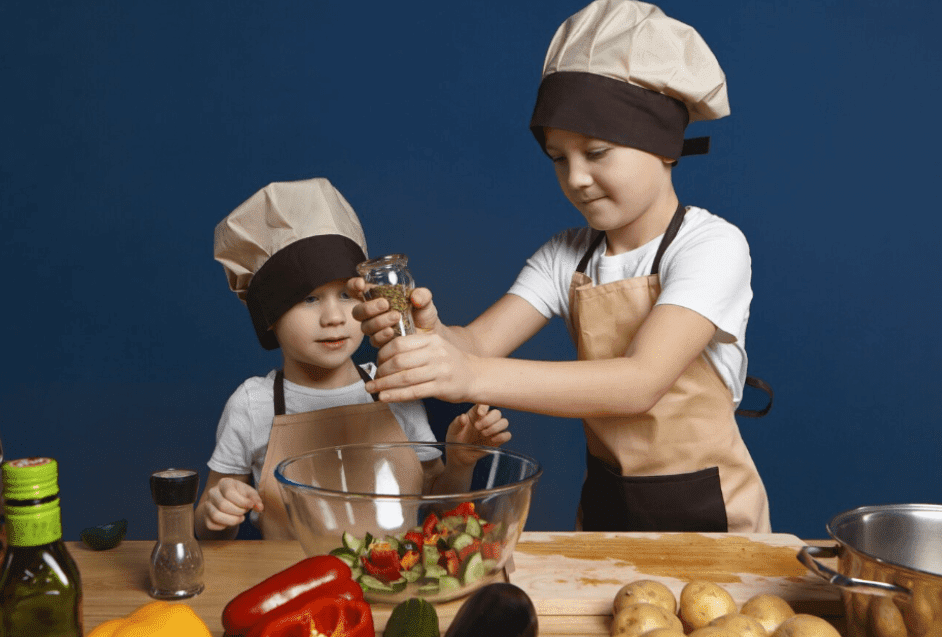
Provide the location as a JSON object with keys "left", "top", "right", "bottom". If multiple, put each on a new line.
{"left": 610, "top": 580, "right": 841, "bottom": 637}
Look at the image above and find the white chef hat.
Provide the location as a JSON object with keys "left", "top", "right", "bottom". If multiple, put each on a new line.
{"left": 530, "top": 0, "right": 729, "bottom": 160}
{"left": 213, "top": 177, "right": 369, "bottom": 350}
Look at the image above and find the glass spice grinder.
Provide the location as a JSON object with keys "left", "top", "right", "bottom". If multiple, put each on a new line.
{"left": 148, "top": 468, "right": 204, "bottom": 599}
{"left": 356, "top": 254, "right": 416, "bottom": 337}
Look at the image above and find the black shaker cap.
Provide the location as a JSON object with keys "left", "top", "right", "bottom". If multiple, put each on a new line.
{"left": 150, "top": 468, "right": 200, "bottom": 506}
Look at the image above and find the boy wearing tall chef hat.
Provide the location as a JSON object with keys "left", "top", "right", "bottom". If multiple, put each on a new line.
{"left": 196, "top": 177, "right": 511, "bottom": 540}
{"left": 352, "top": 0, "right": 773, "bottom": 533}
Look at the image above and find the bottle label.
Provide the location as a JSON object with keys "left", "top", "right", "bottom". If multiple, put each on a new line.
{"left": 5, "top": 499, "right": 62, "bottom": 546}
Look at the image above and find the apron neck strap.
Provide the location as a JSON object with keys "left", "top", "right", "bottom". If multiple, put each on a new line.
{"left": 355, "top": 365, "right": 380, "bottom": 402}
{"left": 274, "top": 365, "right": 378, "bottom": 416}
{"left": 575, "top": 203, "right": 687, "bottom": 276}
{"left": 651, "top": 203, "right": 687, "bottom": 276}
{"left": 274, "top": 369, "right": 287, "bottom": 416}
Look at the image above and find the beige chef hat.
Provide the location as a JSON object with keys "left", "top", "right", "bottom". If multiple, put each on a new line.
{"left": 530, "top": 0, "right": 729, "bottom": 160}
{"left": 214, "top": 177, "right": 369, "bottom": 350}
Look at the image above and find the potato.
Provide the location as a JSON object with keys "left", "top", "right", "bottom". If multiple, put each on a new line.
{"left": 641, "top": 628, "right": 687, "bottom": 637}
{"left": 903, "top": 583, "right": 935, "bottom": 637}
{"left": 740, "top": 594, "right": 796, "bottom": 634}
{"left": 611, "top": 602, "right": 684, "bottom": 637}
{"left": 771, "top": 614, "right": 841, "bottom": 637}
{"left": 871, "top": 596, "right": 908, "bottom": 637}
{"left": 680, "top": 581, "right": 737, "bottom": 631}
{"left": 614, "top": 580, "right": 678, "bottom": 616}
{"left": 689, "top": 626, "right": 741, "bottom": 637}
{"left": 710, "top": 613, "right": 770, "bottom": 637}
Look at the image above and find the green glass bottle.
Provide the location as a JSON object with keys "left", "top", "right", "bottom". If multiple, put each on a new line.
{"left": 0, "top": 458, "right": 83, "bottom": 637}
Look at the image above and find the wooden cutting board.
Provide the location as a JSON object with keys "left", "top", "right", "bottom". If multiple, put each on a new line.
{"left": 508, "top": 532, "right": 842, "bottom": 619}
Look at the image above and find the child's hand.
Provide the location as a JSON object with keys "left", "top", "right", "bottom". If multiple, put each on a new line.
{"left": 348, "top": 278, "right": 440, "bottom": 348}
{"left": 202, "top": 478, "right": 264, "bottom": 532}
{"left": 445, "top": 404, "right": 512, "bottom": 467}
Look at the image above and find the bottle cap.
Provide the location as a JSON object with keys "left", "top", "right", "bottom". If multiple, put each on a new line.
{"left": 150, "top": 469, "right": 200, "bottom": 506}
{"left": 2, "top": 457, "right": 59, "bottom": 501}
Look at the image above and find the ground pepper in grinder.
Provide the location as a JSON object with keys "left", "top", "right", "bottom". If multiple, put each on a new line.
{"left": 149, "top": 468, "right": 204, "bottom": 599}
{"left": 357, "top": 254, "right": 416, "bottom": 337}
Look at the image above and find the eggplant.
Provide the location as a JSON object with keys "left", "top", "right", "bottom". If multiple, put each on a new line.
{"left": 444, "top": 582, "right": 538, "bottom": 637}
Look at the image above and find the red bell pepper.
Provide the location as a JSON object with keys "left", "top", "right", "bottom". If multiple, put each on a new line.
{"left": 440, "top": 549, "right": 460, "bottom": 576}
{"left": 457, "top": 539, "right": 482, "bottom": 562}
{"left": 481, "top": 541, "right": 501, "bottom": 561}
{"left": 361, "top": 545, "right": 401, "bottom": 584}
{"left": 403, "top": 530, "right": 424, "bottom": 553}
{"left": 422, "top": 512, "right": 439, "bottom": 537}
{"left": 443, "top": 501, "right": 479, "bottom": 520}
{"left": 222, "top": 555, "right": 363, "bottom": 636}
{"left": 246, "top": 595, "right": 373, "bottom": 637}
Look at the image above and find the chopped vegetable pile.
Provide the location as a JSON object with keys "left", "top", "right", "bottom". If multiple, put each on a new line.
{"left": 329, "top": 502, "right": 505, "bottom": 597}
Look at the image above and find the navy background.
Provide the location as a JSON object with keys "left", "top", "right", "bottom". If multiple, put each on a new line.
{"left": 1, "top": 1, "right": 940, "bottom": 542}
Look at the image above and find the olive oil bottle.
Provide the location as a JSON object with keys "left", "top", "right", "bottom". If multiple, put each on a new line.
{"left": 0, "top": 457, "right": 83, "bottom": 637}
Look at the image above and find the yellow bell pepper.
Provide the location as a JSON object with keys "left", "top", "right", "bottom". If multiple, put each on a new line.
{"left": 88, "top": 600, "right": 212, "bottom": 637}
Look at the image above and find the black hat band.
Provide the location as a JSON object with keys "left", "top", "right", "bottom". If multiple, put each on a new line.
{"left": 246, "top": 234, "right": 367, "bottom": 350}
{"left": 530, "top": 71, "right": 696, "bottom": 160}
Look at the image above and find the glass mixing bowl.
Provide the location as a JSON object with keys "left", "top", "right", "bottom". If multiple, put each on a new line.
{"left": 275, "top": 442, "right": 542, "bottom": 603}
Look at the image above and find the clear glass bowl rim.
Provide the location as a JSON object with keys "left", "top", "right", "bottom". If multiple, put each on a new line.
{"left": 274, "top": 441, "right": 542, "bottom": 501}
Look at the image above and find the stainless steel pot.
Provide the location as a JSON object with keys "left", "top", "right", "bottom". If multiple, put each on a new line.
{"left": 798, "top": 504, "right": 942, "bottom": 637}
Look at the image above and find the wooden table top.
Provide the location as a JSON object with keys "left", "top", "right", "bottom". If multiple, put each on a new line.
{"left": 69, "top": 534, "right": 841, "bottom": 636}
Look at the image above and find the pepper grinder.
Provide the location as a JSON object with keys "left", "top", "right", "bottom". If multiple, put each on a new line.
{"left": 148, "top": 468, "right": 204, "bottom": 599}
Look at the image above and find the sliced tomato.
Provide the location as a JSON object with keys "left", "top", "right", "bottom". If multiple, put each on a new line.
{"left": 422, "top": 512, "right": 440, "bottom": 537}
{"left": 458, "top": 539, "right": 482, "bottom": 562}
{"left": 481, "top": 541, "right": 502, "bottom": 561}
{"left": 443, "top": 501, "right": 479, "bottom": 520}
{"left": 403, "top": 531, "right": 424, "bottom": 553}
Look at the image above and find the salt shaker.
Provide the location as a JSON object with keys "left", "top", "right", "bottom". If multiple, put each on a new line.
{"left": 148, "top": 468, "right": 204, "bottom": 599}
{"left": 356, "top": 254, "right": 416, "bottom": 337}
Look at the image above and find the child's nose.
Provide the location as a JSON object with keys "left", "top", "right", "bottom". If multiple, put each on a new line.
{"left": 566, "top": 159, "right": 593, "bottom": 190}
{"left": 320, "top": 300, "right": 346, "bottom": 325}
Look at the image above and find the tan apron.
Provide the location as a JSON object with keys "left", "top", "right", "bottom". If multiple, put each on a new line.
{"left": 255, "top": 366, "right": 423, "bottom": 539}
{"left": 571, "top": 205, "right": 771, "bottom": 533}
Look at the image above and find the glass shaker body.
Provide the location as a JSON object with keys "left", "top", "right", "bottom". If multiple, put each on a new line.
{"left": 356, "top": 254, "right": 416, "bottom": 337}
{"left": 148, "top": 469, "right": 204, "bottom": 599}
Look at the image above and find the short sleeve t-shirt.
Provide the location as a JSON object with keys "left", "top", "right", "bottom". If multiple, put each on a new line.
{"left": 207, "top": 363, "right": 439, "bottom": 487}
{"left": 507, "top": 206, "right": 752, "bottom": 405}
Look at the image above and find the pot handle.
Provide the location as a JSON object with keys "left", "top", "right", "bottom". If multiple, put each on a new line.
{"left": 797, "top": 546, "right": 912, "bottom": 601}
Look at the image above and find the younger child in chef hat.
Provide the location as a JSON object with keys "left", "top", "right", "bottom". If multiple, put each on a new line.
{"left": 196, "top": 177, "right": 511, "bottom": 540}
{"left": 358, "top": 0, "right": 772, "bottom": 533}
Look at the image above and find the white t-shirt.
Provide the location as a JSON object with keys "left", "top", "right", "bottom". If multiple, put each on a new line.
{"left": 507, "top": 206, "right": 752, "bottom": 405}
{"left": 207, "top": 363, "right": 440, "bottom": 488}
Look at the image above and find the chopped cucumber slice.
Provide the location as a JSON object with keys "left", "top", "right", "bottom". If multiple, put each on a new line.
{"left": 329, "top": 547, "right": 359, "bottom": 567}
{"left": 449, "top": 532, "right": 475, "bottom": 552}
{"left": 423, "top": 543, "right": 440, "bottom": 568}
{"left": 459, "top": 551, "right": 487, "bottom": 584}
{"left": 342, "top": 531, "right": 364, "bottom": 555}
{"left": 402, "top": 565, "right": 424, "bottom": 582}
{"left": 384, "top": 535, "right": 401, "bottom": 553}
{"left": 350, "top": 566, "right": 363, "bottom": 581}
{"left": 424, "top": 564, "right": 447, "bottom": 579}
{"left": 465, "top": 515, "right": 482, "bottom": 538}
{"left": 440, "top": 515, "right": 464, "bottom": 530}
{"left": 359, "top": 574, "right": 392, "bottom": 591}
{"left": 438, "top": 575, "right": 462, "bottom": 594}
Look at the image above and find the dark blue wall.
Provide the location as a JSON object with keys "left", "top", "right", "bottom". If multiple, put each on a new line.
{"left": 2, "top": 1, "right": 940, "bottom": 543}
